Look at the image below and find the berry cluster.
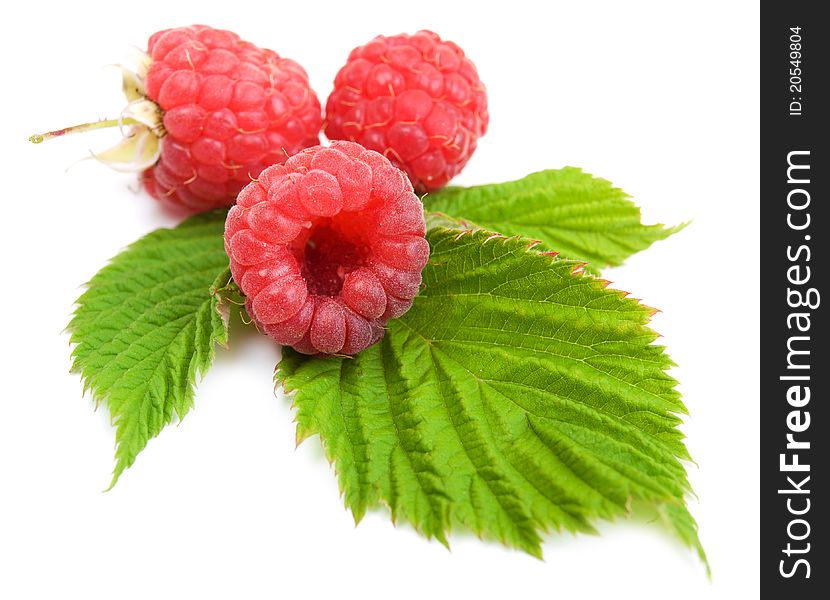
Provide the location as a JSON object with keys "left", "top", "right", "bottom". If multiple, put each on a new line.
{"left": 325, "top": 30, "right": 488, "bottom": 192}
{"left": 225, "top": 141, "right": 428, "bottom": 355}
{"left": 35, "top": 26, "right": 489, "bottom": 354}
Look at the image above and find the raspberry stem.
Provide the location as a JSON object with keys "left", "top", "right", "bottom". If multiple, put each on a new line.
{"left": 29, "top": 117, "right": 142, "bottom": 144}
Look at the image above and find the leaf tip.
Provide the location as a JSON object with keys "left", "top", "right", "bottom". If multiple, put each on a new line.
{"left": 642, "top": 304, "right": 661, "bottom": 318}
{"left": 434, "top": 529, "right": 451, "bottom": 550}
{"left": 104, "top": 464, "right": 125, "bottom": 492}
{"left": 295, "top": 427, "right": 313, "bottom": 448}
{"left": 351, "top": 506, "right": 367, "bottom": 526}
{"left": 570, "top": 261, "right": 590, "bottom": 275}
{"left": 669, "top": 219, "right": 692, "bottom": 235}
{"left": 484, "top": 233, "right": 507, "bottom": 244}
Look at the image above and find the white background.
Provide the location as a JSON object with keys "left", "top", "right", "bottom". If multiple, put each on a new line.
{"left": 0, "top": 1, "right": 759, "bottom": 598}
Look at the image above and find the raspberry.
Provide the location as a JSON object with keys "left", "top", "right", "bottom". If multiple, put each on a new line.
{"left": 143, "top": 26, "right": 322, "bottom": 210}
{"left": 324, "top": 30, "right": 488, "bottom": 193}
{"left": 31, "top": 25, "right": 322, "bottom": 213}
{"left": 225, "top": 141, "right": 428, "bottom": 355}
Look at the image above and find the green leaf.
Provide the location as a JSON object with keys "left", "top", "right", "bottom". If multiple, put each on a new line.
{"left": 277, "top": 225, "right": 704, "bottom": 565}
{"left": 69, "top": 210, "right": 231, "bottom": 488}
{"left": 423, "top": 167, "right": 686, "bottom": 272}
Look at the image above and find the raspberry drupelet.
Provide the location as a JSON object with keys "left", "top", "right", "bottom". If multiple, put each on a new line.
{"left": 225, "top": 141, "right": 429, "bottom": 355}
{"left": 31, "top": 25, "right": 322, "bottom": 213}
{"left": 325, "top": 30, "right": 488, "bottom": 193}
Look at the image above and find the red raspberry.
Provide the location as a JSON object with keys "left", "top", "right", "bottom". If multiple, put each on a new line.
{"left": 324, "top": 30, "right": 488, "bottom": 193}
{"left": 31, "top": 25, "right": 322, "bottom": 213}
{"left": 143, "top": 26, "right": 322, "bottom": 210}
{"left": 225, "top": 141, "right": 429, "bottom": 355}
